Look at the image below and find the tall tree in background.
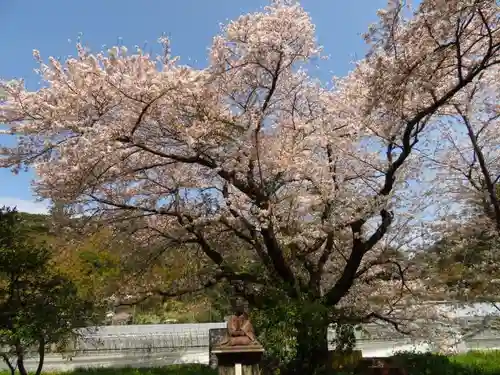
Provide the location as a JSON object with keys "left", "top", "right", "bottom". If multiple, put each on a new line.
{"left": 0, "top": 207, "right": 103, "bottom": 375}
{"left": 422, "top": 51, "right": 500, "bottom": 310}
{"left": 1, "top": 1, "right": 499, "bottom": 373}
{"left": 430, "top": 62, "right": 500, "bottom": 229}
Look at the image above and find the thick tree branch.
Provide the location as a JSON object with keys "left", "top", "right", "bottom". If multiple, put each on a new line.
{"left": 117, "top": 270, "right": 261, "bottom": 306}
{"left": 455, "top": 105, "right": 500, "bottom": 231}
{"left": 260, "top": 224, "right": 299, "bottom": 295}
{"left": 363, "top": 312, "right": 411, "bottom": 335}
{"left": 1, "top": 354, "right": 16, "bottom": 375}
{"left": 323, "top": 41, "right": 496, "bottom": 306}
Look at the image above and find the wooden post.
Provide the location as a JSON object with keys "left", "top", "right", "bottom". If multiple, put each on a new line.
{"left": 212, "top": 345, "right": 264, "bottom": 375}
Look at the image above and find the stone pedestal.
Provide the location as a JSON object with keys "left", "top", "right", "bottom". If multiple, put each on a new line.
{"left": 212, "top": 345, "right": 264, "bottom": 375}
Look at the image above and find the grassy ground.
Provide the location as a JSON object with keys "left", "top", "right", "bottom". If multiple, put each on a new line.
{"left": 69, "top": 367, "right": 216, "bottom": 375}
{"left": 392, "top": 351, "right": 500, "bottom": 375}
{"left": 2, "top": 352, "right": 500, "bottom": 375}
{"left": 0, "top": 365, "right": 216, "bottom": 375}
{"left": 453, "top": 350, "right": 500, "bottom": 369}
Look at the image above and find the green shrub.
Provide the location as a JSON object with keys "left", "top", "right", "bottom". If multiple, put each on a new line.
{"left": 392, "top": 352, "right": 455, "bottom": 375}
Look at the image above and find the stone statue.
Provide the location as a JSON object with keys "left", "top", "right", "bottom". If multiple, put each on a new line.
{"left": 219, "top": 305, "right": 259, "bottom": 347}
{"left": 212, "top": 303, "right": 264, "bottom": 375}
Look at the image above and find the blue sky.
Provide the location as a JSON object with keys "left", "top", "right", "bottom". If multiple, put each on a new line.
{"left": 0, "top": 0, "right": 388, "bottom": 213}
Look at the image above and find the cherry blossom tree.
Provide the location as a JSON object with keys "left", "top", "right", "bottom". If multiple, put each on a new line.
{"left": 422, "top": 62, "right": 500, "bottom": 317}
{"left": 430, "top": 65, "right": 500, "bottom": 228}
{"left": 1, "top": 0, "right": 499, "bottom": 373}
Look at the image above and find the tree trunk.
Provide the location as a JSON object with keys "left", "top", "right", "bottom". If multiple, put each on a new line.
{"left": 35, "top": 336, "right": 46, "bottom": 375}
{"left": 1, "top": 354, "right": 16, "bottom": 375}
{"left": 14, "top": 341, "right": 28, "bottom": 375}
{"left": 287, "top": 323, "right": 329, "bottom": 375}
{"left": 16, "top": 354, "right": 28, "bottom": 375}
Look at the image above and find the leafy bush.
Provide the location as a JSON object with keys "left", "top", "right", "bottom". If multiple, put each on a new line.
{"left": 392, "top": 352, "right": 456, "bottom": 375}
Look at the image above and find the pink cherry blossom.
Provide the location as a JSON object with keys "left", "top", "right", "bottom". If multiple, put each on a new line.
{"left": 1, "top": 0, "right": 499, "bottom": 349}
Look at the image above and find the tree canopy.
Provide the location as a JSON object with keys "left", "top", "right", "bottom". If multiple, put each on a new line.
{"left": 0, "top": 207, "right": 104, "bottom": 375}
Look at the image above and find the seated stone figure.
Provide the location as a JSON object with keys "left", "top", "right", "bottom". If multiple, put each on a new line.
{"left": 219, "top": 306, "right": 259, "bottom": 346}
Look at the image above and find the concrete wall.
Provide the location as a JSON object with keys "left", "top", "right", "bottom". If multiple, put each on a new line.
{"left": 4, "top": 348, "right": 210, "bottom": 372}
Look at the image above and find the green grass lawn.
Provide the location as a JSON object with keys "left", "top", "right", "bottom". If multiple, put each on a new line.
{"left": 392, "top": 351, "right": 500, "bottom": 375}
{"left": 451, "top": 351, "right": 500, "bottom": 374}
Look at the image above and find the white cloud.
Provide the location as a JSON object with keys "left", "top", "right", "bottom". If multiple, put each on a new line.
{"left": 0, "top": 197, "right": 49, "bottom": 214}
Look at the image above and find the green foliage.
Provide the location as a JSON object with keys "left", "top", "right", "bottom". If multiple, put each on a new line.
{"left": 252, "top": 296, "right": 301, "bottom": 367}
{"left": 49, "top": 228, "right": 123, "bottom": 303}
{"left": 330, "top": 350, "right": 363, "bottom": 372}
{"left": 0, "top": 207, "right": 104, "bottom": 375}
{"left": 418, "top": 225, "right": 500, "bottom": 303}
{"left": 251, "top": 291, "right": 334, "bottom": 374}
{"left": 133, "top": 296, "right": 226, "bottom": 324}
{"left": 331, "top": 324, "right": 357, "bottom": 353}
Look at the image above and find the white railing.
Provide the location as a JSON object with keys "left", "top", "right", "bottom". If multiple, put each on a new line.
{"left": 2, "top": 319, "right": 500, "bottom": 372}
